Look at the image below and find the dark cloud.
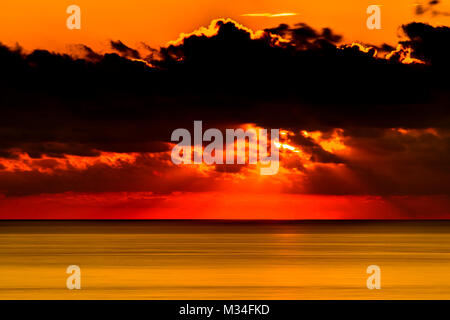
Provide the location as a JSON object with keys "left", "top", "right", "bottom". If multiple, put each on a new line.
{"left": 280, "top": 128, "right": 450, "bottom": 196}
{"left": 264, "top": 22, "right": 342, "bottom": 47}
{"left": 415, "top": 0, "right": 450, "bottom": 17}
{"left": 69, "top": 44, "right": 103, "bottom": 61}
{"left": 400, "top": 22, "right": 450, "bottom": 67}
{"left": 110, "top": 40, "right": 141, "bottom": 59}
{"left": 0, "top": 153, "right": 221, "bottom": 197}
{"left": 0, "top": 19, "right": 449, "bottom": 196}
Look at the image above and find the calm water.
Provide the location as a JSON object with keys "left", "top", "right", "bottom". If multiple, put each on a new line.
{"left": 0, "top": 220, "right": 450, "bottom": 299}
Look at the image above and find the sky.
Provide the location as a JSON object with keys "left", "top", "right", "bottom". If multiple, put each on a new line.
{"left": 0, "top": 1, "right": 449, "bottom": 219}
{"left": 0, "top": 0, "right": 449, "bottom": 52}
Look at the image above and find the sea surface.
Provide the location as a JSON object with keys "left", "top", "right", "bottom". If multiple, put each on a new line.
{"left": 0, "top": 220, "right": 449, "bottom": 299}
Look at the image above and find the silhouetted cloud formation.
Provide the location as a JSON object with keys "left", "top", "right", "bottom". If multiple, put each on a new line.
{"left": 0, "top": 19, "right": 449, "bottom": 197}
{"left": 415, "top": 0, "right": 450, "bottom": 16}
{"left": 400, "top": 22, "right": 450, "bottom": 67}
{"left": 110, "top": 40, "right": 142, "bottom": 59}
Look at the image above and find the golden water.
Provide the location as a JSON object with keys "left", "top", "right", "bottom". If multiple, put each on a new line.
{"left": 0, "top": 221, "right": 449, "bottom": 299}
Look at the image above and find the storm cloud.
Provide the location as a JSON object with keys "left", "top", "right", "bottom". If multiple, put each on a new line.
{"left": 0, "top": 19, "right": 449, "bottom": 198}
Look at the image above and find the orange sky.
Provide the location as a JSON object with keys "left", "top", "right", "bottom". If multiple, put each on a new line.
{"left": 1, "top": 192, "right": 449, "bottom": 219}
{"left": 1, "top": 0, "right": 449, "bottom": 53}
{"left": 0, "top": 1, "right": 450, "bottom": 219}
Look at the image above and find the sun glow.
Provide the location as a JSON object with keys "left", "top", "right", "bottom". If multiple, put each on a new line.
{"left": 385, "top": 44, "right": 426, "bottom": 64}
{"left": 302, "top": 129, "right": 346, "bottom": 153}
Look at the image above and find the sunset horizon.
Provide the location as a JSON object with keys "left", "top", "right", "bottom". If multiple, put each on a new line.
{"left": 1, "top": 9, "right": 450, "bottom": 219}
{"left": 2, "top": 0, "right": 450, "bottom": 304}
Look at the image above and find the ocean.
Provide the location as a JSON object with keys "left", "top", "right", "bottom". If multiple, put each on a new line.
{"left": 0, "top": 220, "right": 449, "bottom": 299}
